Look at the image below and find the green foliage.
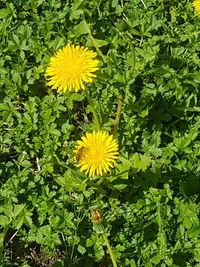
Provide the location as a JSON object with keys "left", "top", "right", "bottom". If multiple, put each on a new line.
{"left": 1, "top": 0, "right": 200, "bottom": 266}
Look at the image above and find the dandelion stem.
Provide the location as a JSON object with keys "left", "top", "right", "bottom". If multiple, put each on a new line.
{"left": 91, "top": 211, "right": 118, "bottom": 267}
{"left": 85, "top": 90, "right": 101, "bottom": 130}
{"left": 112, "top": 95, "right": 123, "bottom": 138}
{"left": 102, "top": 233, "right": 118, "bottom": 267}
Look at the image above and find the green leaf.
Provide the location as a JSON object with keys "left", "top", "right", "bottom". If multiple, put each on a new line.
{"left": 117, "top": 157, "right": 131, "bottom": 179}
{"left": 13, "top": 204, "right": 25, "bottom": 218}
{"left": 0, "top": 215, "right": 9, "bottom": 227}
{"left": 132, "top": 153, "right": 151, "bottom": 172}
{"left": 14, "top": 215, "right": 24, "bottom": 230}
{"left": 86, "top": 38, "right": 108, "bottom": 48}
{"left": 74, "top": 20, "right": 88, "bottom": 37}
{"left": 77, "top": 244, "right": 86, "bottom": 255}
{"left": 0, "top": 8, "right": 11, "bottom": 19}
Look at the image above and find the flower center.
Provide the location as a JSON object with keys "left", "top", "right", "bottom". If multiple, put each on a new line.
{"left": 88, "top": 146, "right": 105, "bottom": 163}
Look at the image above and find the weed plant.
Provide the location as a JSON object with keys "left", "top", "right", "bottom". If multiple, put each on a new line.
{"left": 1, "top": 0, "right": 200, "bottom": 266}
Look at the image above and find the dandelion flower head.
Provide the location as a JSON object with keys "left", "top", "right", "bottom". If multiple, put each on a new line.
{"left": 193, "top": 0, "right": 200, "bottom": 15}
{"left": 46, "top": 44, "right": 99, "bottom": 93}
{"left": 74, "top": 131, "right": 119, "bottom": 177}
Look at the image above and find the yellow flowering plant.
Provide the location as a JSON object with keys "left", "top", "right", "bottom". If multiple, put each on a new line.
{"left": 45, "top": 42, "right": 120, "bottom": 266}
{"left": 74, "top": 131, "right": 119, "bottom": 177}
{"left": 4, "top": 1, "right": 200, "bottom": 266}
{"left": 46, "top": 44, "right": 100, "bottom": 93}
{"left": 46, "top": 43, "right": 121, "bottom": 180}
{"left": 193, "top": 0, "right": 200, "bottom": 15}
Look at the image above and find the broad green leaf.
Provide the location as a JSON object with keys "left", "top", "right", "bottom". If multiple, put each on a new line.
{"left": 0, "top": 8, "right": 11, "bottom": 19}
{"left": 86, "top": 38, "right": 108, "bottom": 48}
{"left": 0, "top": 215, "right": 9, "bottom": 227}
{"left": 74, "top": 20, "right": 89, "bottom": 37}
{"left": 13, "top": 204, "right": 25, "bottom": 218}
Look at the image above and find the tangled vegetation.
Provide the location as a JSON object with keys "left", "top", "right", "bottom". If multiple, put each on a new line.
{"left": 1, "top": 0, "right": 200, "bottom": 266}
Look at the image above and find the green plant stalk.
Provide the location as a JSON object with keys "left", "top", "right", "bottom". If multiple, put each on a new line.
{"left": 112, "top": 95, "right": 123, "bottom": 138}
{"left": 83, "top": 18, "right": 106, "bottom": 63}
{"left": 156, "top": 201, "right": 167, "bottom": 256}
{"left": 85, "top": 90, "right": 101, "bottom": 130}
{"left": 102, "top": 233, "right": 118, "bottom": 267}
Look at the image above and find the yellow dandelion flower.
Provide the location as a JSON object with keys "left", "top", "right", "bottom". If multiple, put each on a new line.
{"left": 46, "top": 44, "right": 99, "bottom": 93}
{"left": 193, "top": 0, "right": 200, "bottom": 15}
{"left": 74, "top": 131, "right": 119, "bottom": 177}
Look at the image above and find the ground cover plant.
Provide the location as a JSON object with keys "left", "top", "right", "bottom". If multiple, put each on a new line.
{"left": 1, "top": 0, "right": 200, "bottom": 266}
